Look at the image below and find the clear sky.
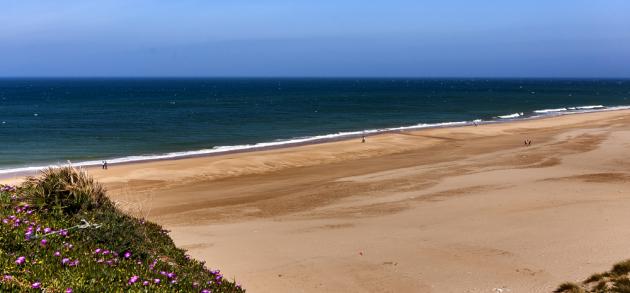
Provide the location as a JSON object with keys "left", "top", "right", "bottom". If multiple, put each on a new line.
{"left": 1, "top": 0, "right": 629, "bottom": 77}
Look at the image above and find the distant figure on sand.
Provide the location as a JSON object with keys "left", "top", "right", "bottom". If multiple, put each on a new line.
{"left": 524, "top": 139, "right": 532, "bottom": 146}
{"left": 362, "top": 135, "right": 366, "bottom": 143}
{"left": 102, "top": 161, "right": 108, "bottom": 170}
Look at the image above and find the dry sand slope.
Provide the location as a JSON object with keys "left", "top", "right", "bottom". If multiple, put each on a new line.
{"left": 86, "top": 110, "right": 630, "bottom": 292}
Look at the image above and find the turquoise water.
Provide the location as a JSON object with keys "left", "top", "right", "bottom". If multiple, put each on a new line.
{"left": 1, "top": 78, "right": 629, "bottom": 173}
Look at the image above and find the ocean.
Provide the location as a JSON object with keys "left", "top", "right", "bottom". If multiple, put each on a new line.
{"left": 1, "top": 78, "right": 629, "bottom": 174}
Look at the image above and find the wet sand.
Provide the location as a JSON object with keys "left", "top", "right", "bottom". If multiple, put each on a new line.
{"left": 7, "top": 110, "right": 630, "bottom": 292}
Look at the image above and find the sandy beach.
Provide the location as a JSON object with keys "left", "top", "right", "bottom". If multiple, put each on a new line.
{"left": 6, "top": 109, "right": 630, "bottom": 292}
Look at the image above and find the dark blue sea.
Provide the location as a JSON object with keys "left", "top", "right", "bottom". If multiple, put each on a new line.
{"left": 1, "top": 78, "right": 629, "bottom": 174}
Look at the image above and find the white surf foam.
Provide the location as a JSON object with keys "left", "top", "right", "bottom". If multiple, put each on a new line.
{"left": 497, "top": 113, "right": 523, "bottom": 119}
{"left": 534, "top": 108, "right": 567, "bottom": 114}
{"left": 575, "top": 105, "right": 604, "bottom": 110}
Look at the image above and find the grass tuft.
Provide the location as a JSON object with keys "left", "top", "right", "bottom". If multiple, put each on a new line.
{"left": 557, "top": 258, "right": 630, "bottom": 293}
{"left": 612, "top": 260, "right": 630, "bottom": 276}
{"left": 554, "top": 282, "right": 585, "bottom": 293}
{"left": 612, "top": 279, "right": 630, "bottom": 292}
{"left": 23, "top": 166, "right": 111, "bottom": 214}
{"left": 584, "top": 273, "right": 607, "bottom": 284}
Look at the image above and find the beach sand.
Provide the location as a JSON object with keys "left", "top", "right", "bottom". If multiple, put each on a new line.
{"left": 7, "top": 110, "right": 630, "bottom": 292}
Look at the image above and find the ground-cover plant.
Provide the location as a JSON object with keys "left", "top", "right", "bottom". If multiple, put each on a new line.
{"left": 0, "top": 167, "right": 244, "bottom": 292}
{"left": 555, "top": 260, "right": 630, "bottom": 292}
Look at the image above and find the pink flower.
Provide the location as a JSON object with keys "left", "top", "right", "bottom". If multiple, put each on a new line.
{"left": 43, "top": 227, "right": 52, "bottom": 233}
{"left": 94, "top": 248, "right": 102, "bottom": 254}
{"left": 31, "top": 282, "right": 41, "bottom": 289}
{"left": 15, "top": 256, "right": 25, "bottom": 265}
{"left": 54, "top": 251, "right": 61, "bottom": 257}
{"left": 65, "top": 288, "right": 73, "bottom": 293}
{"left": 153, "top": 278, "right": 161, "bottom": 284}
{"left": 40, "top": 238, "right": 48, "bottom": 247}
{"left": 142, "top": 281, "right": 149, "bottom": 286}
{"left": 62, "top": 258, "right": 70, "bottom": 265}
{"left": 128, "top": 275, "right": 139, "bottom": 285}
{"left": 124, "top": 251, "right": 132, "bottom": 259}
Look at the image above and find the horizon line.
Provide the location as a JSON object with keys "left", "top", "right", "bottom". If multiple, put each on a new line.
{"left": 1, "top": 76, "right": 629, "bottom": 80}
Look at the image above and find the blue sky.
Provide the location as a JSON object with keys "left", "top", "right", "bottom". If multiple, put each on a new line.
{"left": 1, "top": 0, "right": 629, "bottom": 77}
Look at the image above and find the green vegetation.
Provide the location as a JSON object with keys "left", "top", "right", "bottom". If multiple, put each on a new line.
{"left": 555, "top": 260, "right": 630, "bottom": 293}
{"left": 0, "top": 167, "right": 244, "bottom": 292}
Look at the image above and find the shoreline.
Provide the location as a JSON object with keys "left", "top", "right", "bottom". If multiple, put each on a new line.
{"left": 1, "top": 104, "right": 627, "bottom": 181}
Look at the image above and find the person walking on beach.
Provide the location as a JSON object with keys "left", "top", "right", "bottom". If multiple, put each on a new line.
{"left": 362, "top": 134, "right": 366, "bottom": 143}
{"left": 102, "top": 161, "right": 108, "bottom": 170}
